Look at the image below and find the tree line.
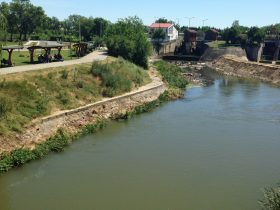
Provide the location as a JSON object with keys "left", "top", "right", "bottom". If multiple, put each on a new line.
{"left": 221, "top": 20, "right": 280, "bottom": 46}
{"left": 0, "top": 0, "right": 110, "bottom": 42}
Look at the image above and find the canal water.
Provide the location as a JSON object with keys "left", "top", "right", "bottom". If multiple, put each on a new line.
{"left": 1, "top": 73, "right": 280, "bottom": 210}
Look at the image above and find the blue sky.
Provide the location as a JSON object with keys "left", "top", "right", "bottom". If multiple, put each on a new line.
{"left": 3, "top": 0, "right": 280, "bottom": 28}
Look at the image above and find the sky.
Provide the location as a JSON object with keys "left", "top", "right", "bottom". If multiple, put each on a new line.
{"left": 3, "top": 0, "right": 280, "bottom": 28}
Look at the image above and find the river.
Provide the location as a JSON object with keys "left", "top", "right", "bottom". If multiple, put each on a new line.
{"left": 0, "top": 72, "right": 280, "bottom": 210}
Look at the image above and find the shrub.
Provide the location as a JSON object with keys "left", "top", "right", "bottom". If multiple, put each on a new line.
{"left": 92, "top": 58, "right": 150, "bottom": 97}
{"left": 259, "top": 184, "right": 280, "bottom": 210}
{"left": 154, "top": 61, "right": 188, "bottom": 89}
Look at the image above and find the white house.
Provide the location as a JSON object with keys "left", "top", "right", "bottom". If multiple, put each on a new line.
{"left": 150, "top": 23, "right": 179, "bottom": 42}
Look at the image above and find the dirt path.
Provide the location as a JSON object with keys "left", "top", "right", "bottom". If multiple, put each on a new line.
{"left": 0, "top": 50, "right": 107, "bottom": 76}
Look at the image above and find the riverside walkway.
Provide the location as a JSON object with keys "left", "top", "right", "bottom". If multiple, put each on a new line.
{"left": 0, "top": 50, "right": 107, "bottom": 75}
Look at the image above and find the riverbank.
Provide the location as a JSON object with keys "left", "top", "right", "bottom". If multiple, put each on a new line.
{"left": 210, "top": 55, "right": 280, "bottom": 86}
{"left": 0, "top": 66, "right": 164, "bottom": 154}
{"left": 0, "top": 58, "right": 193, "bottom": 172}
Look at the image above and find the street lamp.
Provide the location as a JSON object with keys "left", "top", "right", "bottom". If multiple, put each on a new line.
{"left": 185, "top": 17, "right": 195, "bottom": 28}
{"left": 202, "top": 19, "right": 208, "bottom": 27}
{"left": 176, "top": 18, "right": 181, "bottom": 26}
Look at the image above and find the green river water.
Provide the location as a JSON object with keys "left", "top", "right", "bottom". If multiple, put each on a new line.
{"left": 0, "top": 72, "right": 280, "bottom": 210}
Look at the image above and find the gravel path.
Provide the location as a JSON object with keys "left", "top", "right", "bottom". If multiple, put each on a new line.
{"left": 0, "top": 50, "right": 107, "bottom": 75}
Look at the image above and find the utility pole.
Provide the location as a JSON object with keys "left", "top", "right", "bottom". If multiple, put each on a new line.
{"left": 202, "top": 19, "right": 208, "bottom": 28}
{"left": 185, "top": 17, "right": 195, "bottom": 28}
{"left": 176, "top": 18, "right": 180, "bottom": 26}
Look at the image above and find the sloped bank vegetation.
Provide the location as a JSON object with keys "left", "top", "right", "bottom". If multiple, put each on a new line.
{"left": 0, "top": 60, "right": 187, "bottom": 173}
{"left": 153, "top": 60, "right": 188, "bottom": 99}
{"left": 0, "top": 58, "right": 150, "bottom": 136}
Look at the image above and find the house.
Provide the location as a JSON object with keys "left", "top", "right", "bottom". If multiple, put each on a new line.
{"left": 184, "top": 29, "right": 198, "bottom": 42}
{"left": 205, "top": 29, "right": 219, "bottom": 41}
{"left": 184, "top": 29, "right": 198, "bottom": 54}
{"left": 150, "top": 23, "right": 179, "bottom": 42}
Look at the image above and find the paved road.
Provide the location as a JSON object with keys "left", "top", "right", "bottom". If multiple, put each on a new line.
{"left": 0, "top": 50, "right": 107, "bottom": 75}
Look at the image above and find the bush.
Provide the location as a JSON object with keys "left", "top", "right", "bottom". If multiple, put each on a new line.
{"left": 92, "top": 58, "right": 150, "bottom": 97}
{"left": 154, "top": 61, "right": 188, "bottom": 89}
{"left": 259, "top": 184, "right": 280, "bottom": 210}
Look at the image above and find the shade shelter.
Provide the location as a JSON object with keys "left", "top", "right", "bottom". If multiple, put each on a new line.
{"left": 73, "top": 42, "right": 88, "bottom": 57}
{"left": 24, "top": 41, "right": 64, "bottom": 63}
{"left": 1, "top": 45, "right": 24, "bottom": 67}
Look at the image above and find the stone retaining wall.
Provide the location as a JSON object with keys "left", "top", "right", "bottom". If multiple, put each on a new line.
{"left": 0, "top": 82, "right": 166, "bottom": 155}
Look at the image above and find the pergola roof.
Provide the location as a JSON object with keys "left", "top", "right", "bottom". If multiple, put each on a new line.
{"left": 24, "top": 40, "right": 64, "bottom": 49}
{"left": 2, "top": 45, "right": 24, "bottom": 50}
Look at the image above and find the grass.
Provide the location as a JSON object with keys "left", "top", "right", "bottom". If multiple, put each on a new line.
{"left": 0, "top": 49, "right": 77, "bottom": 66}
{"left": 153, "top": 60, "right": 187, "bottom": 89}
{"left": 153, "top": 61, "right": 188, "bottom": 99}
{"left": 206, "top": 40, "right": 227, "bottom": 48}
{"left": 114, "top": 91, "right": 170, "bottom": 120}
{"left": 0, "top": 57, "right": 150, "bottom": 136}
{"left": 92, "top": 58, "right": 151, "bottom": 97}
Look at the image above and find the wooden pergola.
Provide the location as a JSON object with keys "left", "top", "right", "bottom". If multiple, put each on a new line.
{"left": 73, "top": 42, "right": 88, "bottom": 57}
{"left": 1, "top": 45, "right": 24, "bottom": 67}
{"left": 24, "top": 41, "right": 64, "bottom": 63}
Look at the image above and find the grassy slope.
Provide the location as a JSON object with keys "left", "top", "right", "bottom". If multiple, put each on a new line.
{"left": 0, "top": 57, "right": 150, "bottom": 135}
{"left": 0, "top": 59, "right": 187, "bottom": 172}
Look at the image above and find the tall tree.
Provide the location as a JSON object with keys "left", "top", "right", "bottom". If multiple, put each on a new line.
{"left": 247, "top": 27, "right": 265, "bottom": 44}
{"left": 9, "top": 0, "right": 45, "bottom": 40}
{"left": 105, "top": 16, "right": 152, "bottom": 68}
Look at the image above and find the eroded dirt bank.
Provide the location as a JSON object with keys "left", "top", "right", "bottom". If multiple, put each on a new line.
{"left": 210, "top": 56, "right": 280, "bottom": 86}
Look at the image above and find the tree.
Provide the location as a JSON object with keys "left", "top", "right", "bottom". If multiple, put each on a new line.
{"left": 105, "top": 16, "right": 152, "bottom": 69}
{"left": 0, "top": 12, "right": 7, "bottom": 34}
{"left": 155, "top": 17, "right": 169, "bottom": 23}
{"left": 0, "top": 2, "right": 14, "bottom": 41}
{"left": 92, "top": 17, "right": 109, "bottom": 37}
{"left": 152, "top": 29, "right": 166, "bottom": 55}
{"left": 9, "top": 0, "right": 45, "bottom": 41}
{"left": 152, "top": 28, "right": 166, "bottom": 40}
{"left": 247, "top": 26, "right": 265, "bottom": 44}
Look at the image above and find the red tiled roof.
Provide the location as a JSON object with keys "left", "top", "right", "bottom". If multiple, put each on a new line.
{"left": 150, "top": 23, "right": 173, "bottom": 28}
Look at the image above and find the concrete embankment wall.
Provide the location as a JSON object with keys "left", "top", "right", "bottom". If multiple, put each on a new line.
{"left": 200, "top": 47, "right": 248, "bottom": 62}
{"left": 211, "top": 56, "right": 280, "bottom": 86}
{"left": 0, "top": 82, "right": 166, "bottom": 155}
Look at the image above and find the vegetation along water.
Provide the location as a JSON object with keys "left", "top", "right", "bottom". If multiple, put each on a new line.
{"left": 0, "top": 71, "right": 280, "bottom": 210}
